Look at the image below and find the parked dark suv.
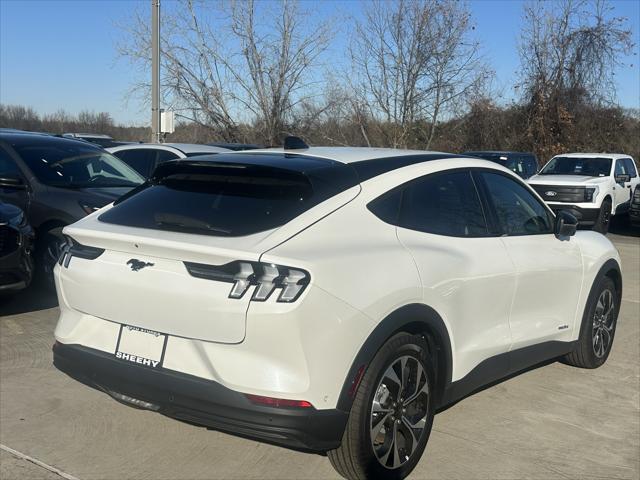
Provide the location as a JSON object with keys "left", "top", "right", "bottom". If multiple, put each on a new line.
{"left": 463, "top": 151, "right": 539, "bottom": 179}
{"left": 0, "top": 132, "right": 143, "bottom": 285}
{"left": 630, "top": 185, "right": 640, "bottom": 228}
{"left": 0, "top": 201, "right": 34, "bottom": 293}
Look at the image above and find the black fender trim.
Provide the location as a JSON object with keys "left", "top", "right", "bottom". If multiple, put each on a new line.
{"left": 597, "top": 258, "right": 622, "bottom": 295}
{"left": 53, "top": 342, "right": 348, "bottom": 452}
{"left": 576, "top": 258, "right": 622, "bottom": 339}
{"left": 438, "top": 341, "right": 575, "bottom": 409}
{"left": 336, "top": 303, "right": 453, "bottom": 412}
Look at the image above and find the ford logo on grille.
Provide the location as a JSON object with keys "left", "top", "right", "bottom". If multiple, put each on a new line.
{"left": 545, "top": 191, "right": 557, "bottom": 197}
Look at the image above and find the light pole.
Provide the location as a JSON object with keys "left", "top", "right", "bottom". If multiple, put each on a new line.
{"left": 151, "top": 0, "right": 161, "bottom": 143}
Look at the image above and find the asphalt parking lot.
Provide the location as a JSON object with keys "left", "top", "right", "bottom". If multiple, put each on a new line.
{"left": 1, "top": 224, "right": 638, "bottom": 480}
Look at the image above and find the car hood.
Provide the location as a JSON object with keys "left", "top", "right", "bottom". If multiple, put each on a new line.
{"left": 75, "top": 186, "right": 136, "bottom": 206}
{"left": 528, "top": 174, "right": 609, "bottom": 186}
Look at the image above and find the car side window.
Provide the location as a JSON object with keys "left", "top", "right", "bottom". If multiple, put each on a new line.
{"left": 398, "top": 171, "right": 488, "bottom": 237}
{"left": 0, "top": 147, "right": 23, "bottom": 176}
{"left": 524, "top": 155, "right": 538, "bottom": 177}
{"left": 114, "top": 149, "right": 157, "bottom": 177}
{"left": 367, "top": 189, "right": 402, "bottom": 225}
{"left": 614, "top": 159, "right": 628, "bottom": 177}
{"left": 480, "top": 172, "right": 553, "bottom": 236}
{"left": 156, "top": 149, "right": 180, "bottom": 163}
{"left": 623, "top": 158, "right": 637, "bottom": 178}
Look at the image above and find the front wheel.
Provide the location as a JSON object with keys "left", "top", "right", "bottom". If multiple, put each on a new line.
{"left": 593, "top": 199, "right": 611, "bottom": 234}
{"left": 563, "top": 276, "right": 618, "bottom": 369}
{"left": 328, "top": 333, "right": 435, "bottom": 480}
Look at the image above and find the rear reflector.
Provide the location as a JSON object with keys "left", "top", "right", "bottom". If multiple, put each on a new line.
{"left": 245, "top": 394, "right": 313, "bottom": 409}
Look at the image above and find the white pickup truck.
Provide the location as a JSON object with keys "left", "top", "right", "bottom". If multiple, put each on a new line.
{"left": 528, "top": 153, "right": 639, "bottom": 233}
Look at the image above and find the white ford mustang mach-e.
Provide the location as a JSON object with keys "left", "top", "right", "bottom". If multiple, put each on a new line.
{"left": 53, "top": 141, "right": 621, "bottom": 480}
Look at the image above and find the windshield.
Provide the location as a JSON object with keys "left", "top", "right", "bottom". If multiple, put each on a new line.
{"left": 540, "top": 156, "right": 612, "bottom": 177}
{"left": 13, "top": 142, "right": 144, "bottom": 188}
{"left": 467, "top": 152, "right": 527, "bottom": 176}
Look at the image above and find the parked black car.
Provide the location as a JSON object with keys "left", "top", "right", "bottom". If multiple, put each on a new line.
{"left": 630, "top": 185, "right": 640, "bottom": 228}
{"left": 463, "top": 151, "right": 539, "bottom": 179}
{"left": 62, "top": 133, "right": 140, "bottom": 149}
{"left": 0, "top": 132, "right": 144, "bottom": 285}
{"left": 0, "top": 201, "right": 34, "bottom": 293}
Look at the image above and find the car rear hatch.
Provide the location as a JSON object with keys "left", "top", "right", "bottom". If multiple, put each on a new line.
{"left": 57, "top": 154, "right": 359, "bottom": 344}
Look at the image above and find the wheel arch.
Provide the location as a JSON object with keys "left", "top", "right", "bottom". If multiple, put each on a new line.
{"left": 336, "top": 303, "right": 453, "bottom": 412}
{"left": 602, "top": 259, "right": 622, "bottom": 308}
{"left": 575, "top": 258, "right": 622, "bottom": 339}
{"left": 35, "top": 219, "right": 68, "bottom": 243}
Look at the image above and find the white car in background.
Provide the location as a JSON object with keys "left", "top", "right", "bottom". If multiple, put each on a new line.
{"left": 527, "top": 153, "right": 639, "bottom": 233}
{"left": 53, "top": 142, "right": 622, "bottom": 480}
{"left": 106, "top": 143, "right": 231, "bottom": 178}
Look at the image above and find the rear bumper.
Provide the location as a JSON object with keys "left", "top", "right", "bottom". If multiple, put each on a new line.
{"left": 548, "top": 204, "right": 600, "bottom": 226}
{"left": 53, "top": 342, "right": 348, "bottom": 452}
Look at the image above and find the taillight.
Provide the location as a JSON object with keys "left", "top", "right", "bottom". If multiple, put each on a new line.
{"left": 245, "top": 394, "right": 313, "bottom": 408}
{"left": 58, "top": 236, "right": 105, "bottom": 268}
{"left": 184, "top": 260, "right": 310, "bottom": 303}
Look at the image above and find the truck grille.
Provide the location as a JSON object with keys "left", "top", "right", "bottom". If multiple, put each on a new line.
{"left": 0, "top": 226, "right": 19, "bottom": 257}
{"left": 530, "top": 185, "right": 586, "bottom": 203}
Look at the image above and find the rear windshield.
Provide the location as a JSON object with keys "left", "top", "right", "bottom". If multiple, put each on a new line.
{"left": 540, "top": 156, "right": 612, "bottom": 177}
{"left": 98, "top": 158, "right": 358, "bottom": 237}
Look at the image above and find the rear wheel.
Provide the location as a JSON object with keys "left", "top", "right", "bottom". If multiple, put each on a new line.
{"left": 593, "top": 199, "right": 611, "bottom": 234}
{"left": 564, "top": 276, "right": 618, "bottom": 369}
{"left": 328, "top": 333, "right": 435, "bottom": 480}
{"left": 37, "top": 229, "right": 65, "bottom": 290}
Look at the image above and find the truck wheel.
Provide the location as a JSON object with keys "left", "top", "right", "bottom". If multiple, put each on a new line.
{"left": 328, "top": 333, "right": 435, "bottom": 480}
{"left": 594, "top": 199, "right": 611, "bottom": 234}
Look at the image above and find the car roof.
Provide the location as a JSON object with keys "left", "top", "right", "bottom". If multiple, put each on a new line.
{"left": 166, "top": 147, "right": 490, "bottom": 183}
{"left": 552, "top": 152, "right": 632, "bottom": 159}
{"left": 107, "top": 143, "right": 231, "bottom": 154}
{"left": 0, "top": 131, "right": 102, "bottom": 147}
{"left": 63, "top": 133, "right": 113, "bottom": 139}
{"left": 207, "top": 142, "right": 263, "bottom": 151}
{"left": 239, "top": 146, "right": 452, "bottom": 164}
{"left": 0, "top": 129, "right": 53, "bottom": 137}
{"left": 463, "top": 150, "right": 535, "bottom": 155}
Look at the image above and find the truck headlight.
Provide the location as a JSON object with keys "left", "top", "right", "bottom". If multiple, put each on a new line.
{"left": 584, "top": 186, "right": 598, "bottom": 203}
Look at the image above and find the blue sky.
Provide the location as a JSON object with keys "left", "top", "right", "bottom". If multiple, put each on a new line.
{"left": 1, "top": 0, "right": 638, "bottom": 126}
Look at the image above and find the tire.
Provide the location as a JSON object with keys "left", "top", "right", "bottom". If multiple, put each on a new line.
{"left": 37, "top": 229, "right": 65, "bottom": 290}
{"left": 593, "top": 199, "right": 611, "bottom": 234}
{"left": 563, "top": 276, "right": 618, "bottom": 369}
{"left": 328, "top": 333, "right": 435, "bottom": 480}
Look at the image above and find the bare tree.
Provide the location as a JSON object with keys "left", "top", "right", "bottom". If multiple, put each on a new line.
{"left": 349, "top": 0, "right": 489, "bottom": 149}
{"left": 518, "top": 0, "right": 635, "bottom": 160}
{"left": 118, "top": 0, "right": 331, "bottom": 145}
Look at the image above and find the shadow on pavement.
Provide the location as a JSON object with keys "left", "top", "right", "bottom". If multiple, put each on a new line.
{"left": 0, "top": 278, "right": 58, "bottom": 317}
{"left": 609, "top": 216, "right": 640, "bottom": 238}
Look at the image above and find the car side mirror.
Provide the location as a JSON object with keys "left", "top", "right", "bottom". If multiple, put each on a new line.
{"left": 0, "top": 174, "right": 27, "bottom": 190}
{"left": 555, "top": 210, "right": 578, "bottom": 239}
{"left": 615, "top": 173, "right": 630, "bottom": 183}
